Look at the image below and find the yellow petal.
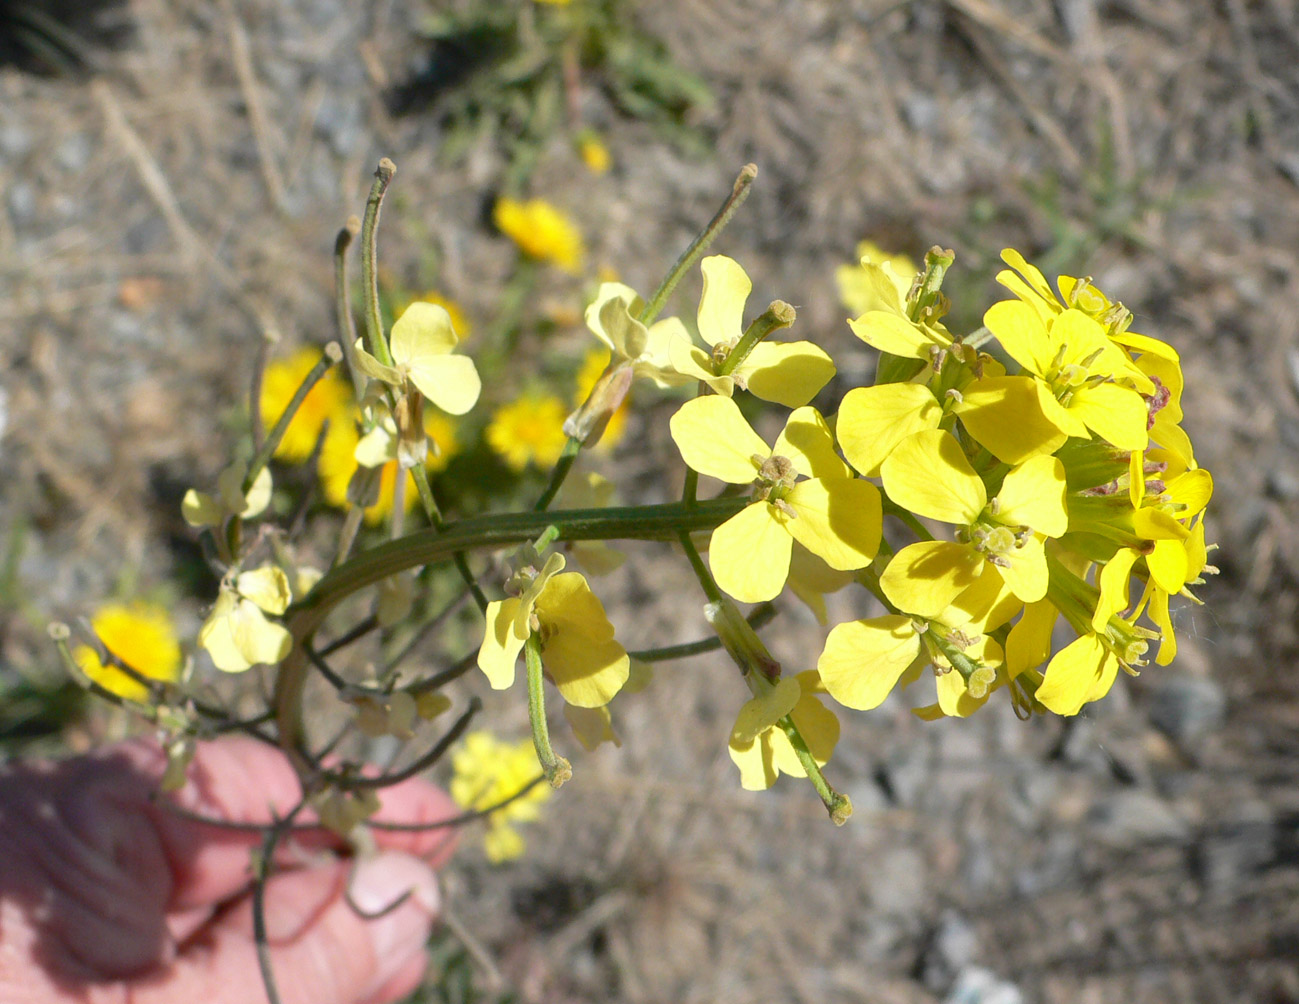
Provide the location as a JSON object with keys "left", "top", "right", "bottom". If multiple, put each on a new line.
{"left": 1166, "top": 469, "right": 1213, "bottom": 518}
{"left": 934, "top": 666, "right": 990, "bottom": 718}
{"left": 941, "top": 563, "right": 1021, "bottom": 633}
{"left": 999, "top": 249, "right": 1057, "bottom": 305}
{"left": 669, "top": 396, "right": 768, "bottom": 484}
{"left": 1147, "top": 586, "right": 1177, "bottom": 666}
{"left": 477, "top": 598, "right": 527, "bottom": 690}
{"left": 1151, "top": 414, "right": 1195, "bottom": 467}
{"left": 984, "top": 299, "right": 1055, "bottom": 376}
{"left": 740, "top": 341, "right": 836, "bottom": 408}
{"left": 351, "top": 341, "right": 403, "bottom": 386}
{"left": 236, "top": 565, "right": 292, "bottom": 615}
{"left": 881, "top": 429, "right": 986, "bottom": 525}
{"left": 731, "top": 676, "right": 802, "bottom": 744}
{"left": 182, "top": 489, "right": 221, "bottom": 528}
{"left": 1184, "top": 519, "right": 1209, "bottom": 582}
{"left": 391, "top": 301, "right": 458, "bottom": 360}
{"left": 785, "top": 478, "right": 881, "bottom": 571}
{"left": 1133, "top": 507, "right": 1190, "bottom": 541}
{"left": 1093, "top": 546, "right": 1140, "bottom": 630}
{"left": 516, "top": 552, "right": 566, "bottom": 636}
{"left": 1068, "top": 382, "right": 1148, "bottom": 450}
{"left": 1006, "top": 599, "right": 1058, "bottom": 678}
{"left": 536, "top": 573, "right": 629, "bottom": 708}
{"left": 638, "top": 316, "right": 695, "bottom": 385}
{"left": 198, "top": 592, "right": 247, "bottom": 672}
{"left": 728, "top": 730, "right": 780, "bottom": 791}
{"left": 817, "top": 615, "right": 921, "bottom": 710}
{"left": 242, "top": 466, "right": 274, "bottom": 519}
{"left": 408, "top": 352, "right": 481, "bottom": 416}
{"left": 995, "top": 455, "right": 1067, "bottom": 536}
{"left": 565, "top": 704, "right": 620, "bottom": 751}
{"left": 586, "top": 283, "right": 645, "bottom": 358}
{"left": 880, "top": 540, "right": 984, "bottom": 618}
{"left": 1036, "top": 634, "right": 1118, "bottom": 716}
{"left": 954, "top": 375, "right": 1070, "bottom": 464}
{"left": 710, "top": 502, "right": 793, "bottom": 603}
{"left": 668, "top": 336, "right": 731, "bottom": 392}
{"left": 774, "top": 407, "right": 848, "bottom": 481}
{"left": 787, "top": 544, "right": 853, "bottom": 624}
{"left": 837, "top": 383, "right": 943, "bottom": 477}
{"left": 1147, "top": 538, "right": 1190, "bottom": 594}
{"left": 697, "top": 255, "right": 751, "bottom": 347}
{"left": 994, "top": 534, "right": 1049, "bottom": 603}
{"left": 230, "top": 598, "right": 292, "bottom": 670}
{"left": 848, "top": 310, "right": 933, "bottom": 358}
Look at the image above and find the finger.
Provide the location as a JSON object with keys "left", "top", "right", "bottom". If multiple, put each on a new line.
{"left": 127, "top": 736, "right": 460, "bottom": 910}
{"left": 131, "top": 852, "right": 439, "bottom": 1004}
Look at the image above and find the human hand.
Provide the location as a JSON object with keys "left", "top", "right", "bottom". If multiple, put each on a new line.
{"left": 0, "top": 735, "right": 458, "bottom": 1004}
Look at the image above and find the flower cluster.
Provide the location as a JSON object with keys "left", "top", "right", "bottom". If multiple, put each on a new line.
{"left": 81, "top": 162, "right": 1213, "bottom": 834}
{"left": 816, "top": 249, "right": 1210, "bottom": 724}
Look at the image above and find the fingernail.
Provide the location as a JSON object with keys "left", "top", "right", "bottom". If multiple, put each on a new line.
{"left": 350, "top": 852, "right": 440, "bottom": 961}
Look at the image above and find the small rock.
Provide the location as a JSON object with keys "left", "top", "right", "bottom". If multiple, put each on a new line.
{"left": 1195, "top": 799, "right": 1276, "bottom": 895}
{"left": 0, "top": 120, "right": 33, "bottom": 159}
{"left": 943, "top": 966, "right": 1024, "bottom": 1004}
{"left": 868, "top": 846, "right": 927, "bottom": 916}
{"left": 1148, "top": 676, "right": 1227, "bottom": 744}
{"left": 922, "top": 911, "right": 980, "bottom": 991}
{"left": 7, "top": 180, "right": 36, "bottom": 227}
{"left": 1088, "top": 789, "right": 1190, "bottom": 847}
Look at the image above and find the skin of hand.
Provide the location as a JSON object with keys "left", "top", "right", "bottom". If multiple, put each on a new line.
{"left": 0, "top": 735, "right": 459, "bottom": 1004}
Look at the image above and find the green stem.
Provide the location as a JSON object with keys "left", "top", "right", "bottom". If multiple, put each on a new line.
{"left": 716, "top": 300, "right": 795, "bottom": 377}
{"left": 777, "top": 713, "right": 852, "bottom": 825}
{"left": 631, "top": 602, "right": 777, "bottom": 663}
{"left": 909, "top": 246, "right": 955, "bottom": 324}
{"left": 360, "top": 160, "right": 396, "bottom": 368}
{"left": 275, "top": 497, "right": 748, "bottom": 755}
{"left": 882, "top": 492, "right": 935, "bottom": 542}
{"left": 677, "top": 530, "right": 723, "bottom": 605}
{"left": 244, "top": 345, "right": 341, "bottom": 495}
{"left": 525, "top": 634, "right": 571, "bottom": 787}
{"left": 638, "top": 164, "right": 758, "bottom": 326}
{"left": 533, "top": 437, "right": 582, "bottom": 511}
{"left": 334, "top": 217, "right": 364, "bottom": 398}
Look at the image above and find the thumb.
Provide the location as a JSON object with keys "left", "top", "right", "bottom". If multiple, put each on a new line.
{"left": 132, "top": 852, "right": 440, "bottom": 1004}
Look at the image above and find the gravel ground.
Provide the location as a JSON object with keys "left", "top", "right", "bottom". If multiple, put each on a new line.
{"left": 2, "top": 0, "right": 1298, "bottom": 1001}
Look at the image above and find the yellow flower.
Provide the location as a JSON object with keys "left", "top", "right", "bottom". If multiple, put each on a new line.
{"left": 477, "top": 552, "right": 630, "bottom": 708}
{"left": 259, "top": 346, "right": 352, "bottom": 463}
{"left": 667, "top": 255, "right": 836, "bottom": 408}
{"left": 450, "top": 731, "right": 551, "bottom": 864}
{"left": 846, "top": 249, "right": 952, "bottom": 362}
{"left": 74, "top": 602, "right": 182, "bottom": 703}
{"left": 818, "top": 566, "right": 1015, "bottom": 715}
{"left": 836, "top": 240, "right": 917, "bottom": 317}
{"left": 197, "top": 566, "right": 293, "bottom": 673}
{"left": 728, "top": 672, "right": 839, "bottom": 791}
{"left": 181, "top": 461, "right": 273, "bottom": 529}
{"left": 353, "top": 302, "right": 481, "bottom": 416}
{"left": 955, "top": 304, "right": 1152, "bottom": 464}
{"left": 318, "top": 409, "right": 458, "bottom": 524}
{"left": 879, "top": 429, "right": 1067, "bottom": 616}
{"left": 493, "top": 197, "right": 585, "bottom": 273}
{"left": 577, "top": 131, "right": 611, "bottom": 174}
{"left": 670, "top": 396, "right": 881, "bottom": 603}
{"left": 486, "top": 393, "right": 569, "bottom": 472}
{"left": 583, "top": 282, "right": 691, "bottom": 388}
{"left": 573, "top": 347, "right": 629, "bottom": 447}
